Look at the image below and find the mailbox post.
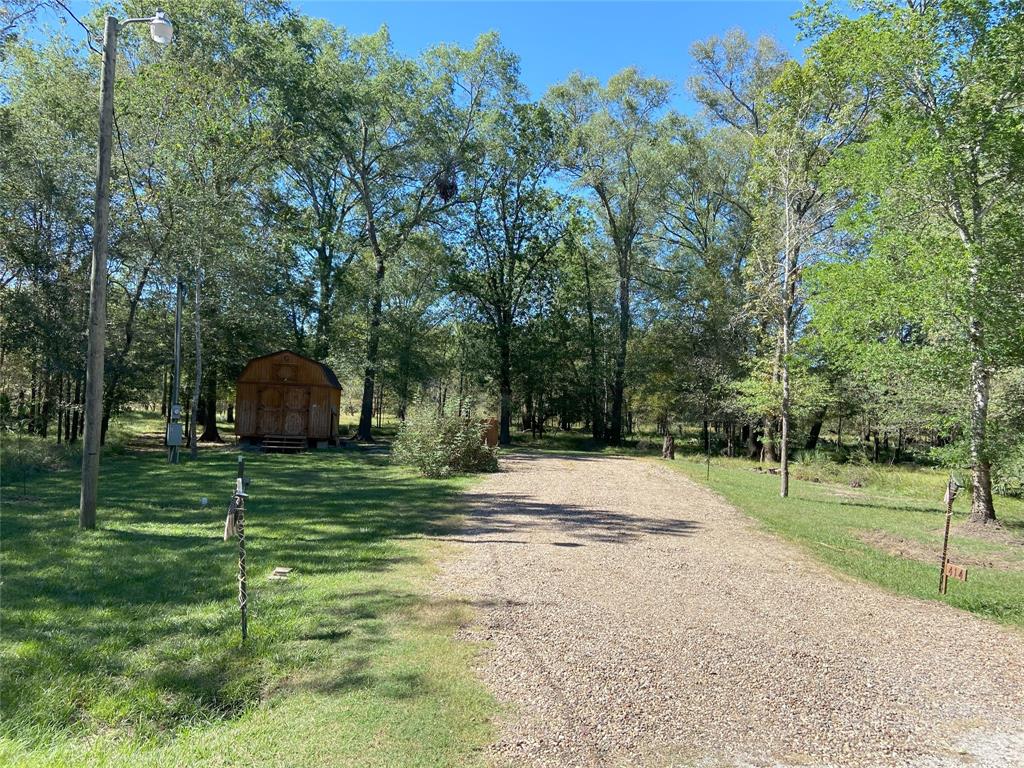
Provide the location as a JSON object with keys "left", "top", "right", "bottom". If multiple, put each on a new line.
{"left": 939, "top": 475, "right": 967, "bottom": 594}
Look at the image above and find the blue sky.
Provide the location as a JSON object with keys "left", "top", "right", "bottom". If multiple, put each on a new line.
{"left": 48, "top": 1, "right": 806, "bottom": 114}
{"left": 294, "top": 1, "right": 806, "bottom": 112}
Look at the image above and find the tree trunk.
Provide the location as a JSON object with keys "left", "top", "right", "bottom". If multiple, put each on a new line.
{"left": 497, "top": 321, "right": 512, "bottom": 446}
{"left": 190, "top": 271, "right": 202, "bottom": 460}
{"left": 891, "top": 427, "right": 903, "bottom": 465}
{"left": 71, "top": 374, "right": 82, "bottom": 442}
{"left": 226, "top": 403, "right": 234, "bottom": 423}
{"left": 779, "top": 239, "right": 798, "bottom": 498}
{"left": 967, "top": 335, "right": 996, "bottom": 522}
{"left": 662, "top": 434, "right": 675, "bottom": 460}
{"left": 313, "top": 242, "right": 334, "bottom": 361}
{"left": 745, "top": 422, "right": 760, "bottom": 460}
{"left": 199, "top": 363, "right": 221, "bottom": 442}
{"left": 28, "top": 359, "right": 37, "bottom": 434}
{"left": 764, "top": 419, "right": 778, "bottom": 463}
{"left": 357, "top": 213, "right": 386, "bottom": 442}
{"left": 805, "top": 408, "right": 826, "bottom": 451}
{"left": 40, "top": 367, "right": 53, "bottom": 438}
{"left": 64, "top": 375, "right": 73, "bottom": 443}
{"left": 609, "top": 271, "right": 629, "bottom": 445}
{"left": 56, "top": 374, "right": 64, "bottom": 445}
{"left": 581, "top": 249, "right": 604, "bottom": 441}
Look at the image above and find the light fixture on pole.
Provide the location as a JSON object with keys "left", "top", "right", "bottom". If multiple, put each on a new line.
{"left": 149, "top": 10, "right": 174, "bottom": 44}
{"left": 80, "top": 9, "right": 173, "bottom": 530}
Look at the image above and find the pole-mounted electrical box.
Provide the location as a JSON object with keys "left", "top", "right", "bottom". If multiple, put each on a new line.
{"left": 166, "top": 422, "right": 183, "bottom": 447}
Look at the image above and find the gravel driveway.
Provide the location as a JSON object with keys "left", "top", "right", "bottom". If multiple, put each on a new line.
{"left": 435, "top": 454, "right": 1024, "bottom": 768}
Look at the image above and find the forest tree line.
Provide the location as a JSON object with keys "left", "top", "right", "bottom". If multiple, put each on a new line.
{"left": 1, "top": 0, "right": 1022, "bottom": 521}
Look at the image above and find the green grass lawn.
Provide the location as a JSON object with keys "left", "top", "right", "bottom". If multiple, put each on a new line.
{"left": 1, "top": 424, "right": 494, "bottom": 767}
{"left": 668, "top": 455, "right": 1024, "bottom": 629}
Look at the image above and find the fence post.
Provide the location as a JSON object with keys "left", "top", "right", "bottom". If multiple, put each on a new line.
{"left": 236, "top": 456, "right": 248, "bottom": 640}
{"left": 938, "top": 475, "right": 960, "bottom": 595}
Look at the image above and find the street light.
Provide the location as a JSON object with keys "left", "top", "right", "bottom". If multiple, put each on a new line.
{"left": 148, "top": 10, "right": 174, "bottom": 44}
{"left": 80, "top": 9, "right": 173, "bottom": 530}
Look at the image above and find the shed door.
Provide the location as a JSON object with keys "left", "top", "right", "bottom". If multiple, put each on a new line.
{"left": 282, "top": 387, "right": 310, "bottom": 435}
{"left": 257, "top": 388, "right": 282, "bottom": 435}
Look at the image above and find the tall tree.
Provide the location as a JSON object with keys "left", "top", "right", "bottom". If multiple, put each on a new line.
{"left": 805, "top": 0, "right": 1024, "bottom": 520}
{"left": 450, "top": 102, "right": 566, "bottom": 444}
{"left": 691, "top": 30, "right": 872, "bottom": 495}
{"left": 332, "top": 30, "right": 516, "bottom": 441}
{"left": 547, "top": 68, "right": 675, "bottom": 444}
{"left": 265, "top": 19, "right": 362, "bottom": 360}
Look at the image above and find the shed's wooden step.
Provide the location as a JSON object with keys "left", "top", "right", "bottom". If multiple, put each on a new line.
{"left": 261, "top": 435, "right": 307, "bottom": 454}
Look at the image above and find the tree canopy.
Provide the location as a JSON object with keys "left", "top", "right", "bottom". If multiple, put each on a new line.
{"left": 2, "top": 0, "right": 1022, "bottom": 518}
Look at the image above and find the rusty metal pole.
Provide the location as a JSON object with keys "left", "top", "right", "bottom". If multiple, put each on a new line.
{"left": 236, "top": 456, "right": 248, "bottom": 641}
{"left": 938, "top": 477, "right": 957, "bottom": 595}
{"left": 939, "top": 500, "right": 952, "bottom": 594}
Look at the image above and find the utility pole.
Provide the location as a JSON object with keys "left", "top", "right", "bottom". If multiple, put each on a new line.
{"left": 79, "top": 15, "right": 118, "bottom": 530}
{"left": 78, "top": 10, "right": 173, "bottom": 529}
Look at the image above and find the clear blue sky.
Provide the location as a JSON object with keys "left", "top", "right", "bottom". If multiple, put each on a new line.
{"left": 50, "top": 1, "right": 806, "bottom": 114}
{"left": 292, "top": 1, "right": 806, "bottom": 112}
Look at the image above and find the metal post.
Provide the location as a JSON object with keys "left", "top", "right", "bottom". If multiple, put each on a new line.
{"left": 939, "top": 477, "right": 958, "bottom": 594}
{"left": 80, "top": 15, "right": 119, "bottom": 530}
{"left": 236, "top": 456, "right": 247, "bottom": 641}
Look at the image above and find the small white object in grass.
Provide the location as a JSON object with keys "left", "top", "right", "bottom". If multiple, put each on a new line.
{"left": 200, "top": 497, "right": 208, "bottom": 507}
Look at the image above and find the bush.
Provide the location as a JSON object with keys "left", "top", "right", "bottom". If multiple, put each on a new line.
{"left": 993, "top": 445, "right": 1024, "bottom": 498}
{"left": 0, "top": 432, "right": 74, "bottom": 487}
{"left": 392, "top": 406, "right": 498, "bottom": 478}
{"left": 791, "top": 448, "right": 878, "bottom": 487}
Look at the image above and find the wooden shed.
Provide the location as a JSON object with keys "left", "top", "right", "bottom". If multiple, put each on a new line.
{"left": 235, "top": 350, "right": 341, "bottom": 447}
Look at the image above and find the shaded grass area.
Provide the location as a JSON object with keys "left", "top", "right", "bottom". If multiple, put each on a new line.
{"left": 0, "top": 434, "right": 493, "bottom": 767}
{"left": 666, "top": 456, "right": 1024, "bottom": 629}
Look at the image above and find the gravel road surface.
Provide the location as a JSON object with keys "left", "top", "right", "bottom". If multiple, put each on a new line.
{"left": 435, "top": 454, "right": 1024, "bottom": 768}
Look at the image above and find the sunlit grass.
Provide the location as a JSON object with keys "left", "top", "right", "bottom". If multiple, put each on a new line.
{"left": 667, "top": 455, "right": 1024, "bottom": 629}
{"left": 0, "top": 420, "right": 494, "bottom": 767}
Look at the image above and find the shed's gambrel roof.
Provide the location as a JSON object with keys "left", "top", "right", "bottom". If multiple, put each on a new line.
{"left": 238, "top": 349, "right": 342, "bottom": 390}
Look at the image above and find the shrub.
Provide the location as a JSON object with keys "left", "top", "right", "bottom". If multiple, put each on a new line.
{"left": 791, "top": 448, "right": 879, "bottom": 487}
{"left": 392, "top": 406, "right": 498, "bottom": 478}
{"left": 993, "top": 445, "right": 1024, "bottom": 498}
{"left": 0, "top": 432, "right": 74, "bottom": 487}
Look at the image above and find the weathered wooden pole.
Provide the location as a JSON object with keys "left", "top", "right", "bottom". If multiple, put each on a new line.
{"left": 79, "top": 15, "right": 119, "bottom": 530}
{"left": 80, "top": 10, "right": 174, "bottom": 523}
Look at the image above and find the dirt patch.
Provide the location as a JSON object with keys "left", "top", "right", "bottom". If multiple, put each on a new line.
{"left": 857, "top": 528, "right": 1023, "bottom": 572}
{"left": 955, "top": 520, "right": 1024, "bottom": 548}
